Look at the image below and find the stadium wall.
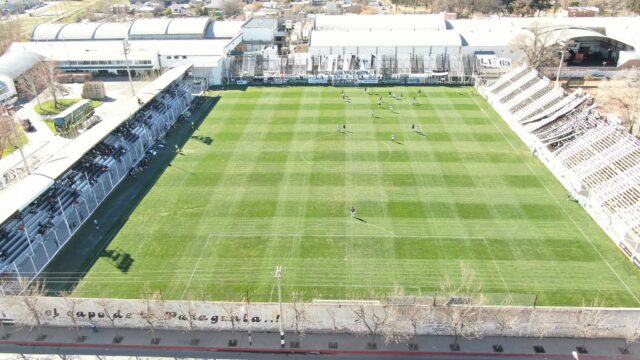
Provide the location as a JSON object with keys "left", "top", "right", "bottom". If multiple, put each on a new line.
{"left": 0, "top": 296, "right": 639, "bottom": 339}
{"left": 479, "top": 87, "right": 640, "bottom": 265}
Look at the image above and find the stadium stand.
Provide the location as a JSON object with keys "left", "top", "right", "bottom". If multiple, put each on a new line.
{"left": 483, "top": 66, "right": 640, "bottom": 267}
{"left": 0, "top": 70, "right": 195, "bottom": 294}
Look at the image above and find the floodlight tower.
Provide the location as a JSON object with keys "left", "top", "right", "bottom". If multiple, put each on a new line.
{"left": 122, "top": 38, "right": 136, "bottom": 96}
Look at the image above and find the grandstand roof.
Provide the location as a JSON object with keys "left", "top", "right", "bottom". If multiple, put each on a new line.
{"left": 0, "top": 65, "right": 193, "bottom": 225}
{"left": 314, "top": 13, "right": 447, "bottom": 31}
{"left": 166, "top": 17, "right": 210, "bottom": 35}
{"left": 93, "top": 22, "right": 131, "bottom": 40}
{"left": 31, "top": 23, "right": 64, "bottom": 41}
{"left": 57, "top": 23, "right": 101, "bottom": 40}
{"left": 129, "top": 18, "right": 172, "bottom": 36}
{"left": 11, "top": 39, "right": 231, "bottom": 62}
{"left": 0, "top": 50, "right": 44, "bottom": 80}
{"left": 310, "top": 29, "right": 462, "bottom": 48}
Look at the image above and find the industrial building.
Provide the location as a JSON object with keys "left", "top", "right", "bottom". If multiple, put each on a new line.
{"left": 0, "top": 14, "right": 639, "bottom": 90}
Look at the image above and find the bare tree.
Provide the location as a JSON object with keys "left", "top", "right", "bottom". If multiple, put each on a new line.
{"left": 34, "top": 61, "right": 66, "bottom": 110}
{"left": 17, "top": 279, "right": 47, "bottom": 336}
{"left": 60, "top": 291, "right": 83, "bottom": 340}
{"left": 438, "top": 262, "right": 484, "bottom": 350}
{"left": 178, "top": 301, "right": 197, "bottom": 342}
{"left": 221, "top": 302, "right": 238, "bottom": 336}
{"left": 528, "top": 307, "right": 554, "bottom": 342}
{"left": 622, "top": 318, "right": 640, "bottom": 354}
{"left": 96, "top": 297, "right": 120, "bottom": 337}
{"left": 511, "top": 23, "right": 564, "bottom": 70}
{"left": 490, "top": 296, "right": 520, "bottom": 348}
{"left": 141, "top": 284, "right": 162, "bottom": 344}
{"left": 290, "top": 290, "right": 307, "bottom": 341}
{"left": 243, "top": 294, "right": 252, "bottom": 346}
{"left": 383, "top": 304, "right": 415, "bottom": 344}
{"left": 0, "top": 114, "right": 17, "bottom": 160}
{"left": 222, "top": 0, "right": 243, "bottom": 18}
{"left": 0, "top": 18, "right": 21, "bottom": 56}
{"left": 596, "top": 68, "right": 640, "bottom": 135}
{"left": 352, "top": 305, "right": 388, "bottom": 345}
{"left": 15, "top": 62, "right": 48, "bottom": 106}
{"left": 326, "top": 307, "right": 339, "bottom": 334}
{"left": 575, "top": 298, "right": 610, "bottom": 350}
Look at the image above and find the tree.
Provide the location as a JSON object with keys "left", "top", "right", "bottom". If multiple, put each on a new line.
{"left": 141, "top": 285, "right": 162, "bottom": 344}
{"left": 352, "top": 305, "right": 388, "bottom": 345}
{"left": 0, "top": 18, "right": 21, "bottom": 56}
{"left": 35, "top": 61, "right": 66, "bottom": 110}
{"left": 290, "top": 290, "right": 307, "bottom": 342}
{"left": 178, "top": 301, "right": 197, "bottom": 343}
{"left": 15, "top": 62, "right": 48, "bottom": 106}
{"left": 596, "top": 68, "right": 640, "bottom": 135}
{"left": 96, "top": 297, "right": 121, "bottom": 341}
{"left": 60, "top": 291, "right": 83, "bottom": 340}
{"left": 622, "top": 318, "right": 640, "bottom": 354}
{"left": 326, "top": 307, "right": 339, "bottom": 334}
{"left": 575, "top": 298, "right": 610, "bottom": 350}
{"left": 383, "top": 304, "right": 418, "bottom": 344}
{"left": 490, "top": 296, "right": 520, "bottom": 349}
{"left": 221, "top": 302, "right": 238, "bottom": 336}
{"left": 17, "top": 279, "right": 47, "bottom": 337}
{"left": 0, "top": 113, "right": 18, "bottom": 160}
{"left": 222, "top": 0, "right": 243, "bottom": 18}
{"left": 531, "top": 0, "right": 553, "bottom": 15}
{"left": 511, "top": 23, "right": 564, "bottom": 70}
{"left": 438, "top": 262, "right": 484, "bottom": 350}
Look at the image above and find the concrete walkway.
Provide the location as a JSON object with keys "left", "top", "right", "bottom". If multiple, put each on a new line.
{"left": 0, "top": 324, "right": 638, "bottom": 359}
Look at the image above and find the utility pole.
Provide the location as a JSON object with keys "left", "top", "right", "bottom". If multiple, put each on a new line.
{"left": 122, "top": 38, "right": 136, "bottom": 96}
{"left": 275, "top": 265, "right": 284, "bottom": 348}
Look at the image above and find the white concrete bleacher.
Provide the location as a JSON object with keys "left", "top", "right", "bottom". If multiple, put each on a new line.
{"left": 483, "top": 66, "right": 640, "bottom": 267}
{"left": 0, "top": 66, "right": 195, "bottom": 291}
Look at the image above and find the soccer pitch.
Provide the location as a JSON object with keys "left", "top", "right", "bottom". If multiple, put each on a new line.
{"left": 71, "top": 86, "right": 640, "bottom": 306}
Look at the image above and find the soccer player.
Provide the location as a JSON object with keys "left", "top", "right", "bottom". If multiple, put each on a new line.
{"left": 350, "top": 206, "right": 356, "bottom": 218}
{"left": 391, "top": 133, "right": 396, "bottom": 142}
{"left": 337, "top": 124, "right": 341, "bottom": 133}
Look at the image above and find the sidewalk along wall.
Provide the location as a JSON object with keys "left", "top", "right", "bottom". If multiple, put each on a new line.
{"left": 0, "top": 296, "right": 639, "bottom": 339}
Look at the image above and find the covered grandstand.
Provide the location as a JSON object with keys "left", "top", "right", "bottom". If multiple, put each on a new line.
{"left": 0, "top": 65, "right": 195, "bottom": 292}
{"left": 482, "top": 66, "right": 640, "bottom": 267}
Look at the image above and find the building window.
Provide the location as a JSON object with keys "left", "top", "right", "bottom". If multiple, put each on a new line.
{"left": 182, "top": 56, "right": 187, "bottom": 59}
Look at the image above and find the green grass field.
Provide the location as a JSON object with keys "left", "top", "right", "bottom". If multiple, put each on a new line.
{"left": 72, "top": 86, "right": 640, "bottom": 306}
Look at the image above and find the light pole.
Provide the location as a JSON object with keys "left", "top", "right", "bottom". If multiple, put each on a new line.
{"left": 275, "top": 265, "right": 284, "bottom": 348}
{"left": 122, "top": 38, "right": 135, "bottom": 96}
{"left": 555, "top": 42, "right": 573, "bottom": 89}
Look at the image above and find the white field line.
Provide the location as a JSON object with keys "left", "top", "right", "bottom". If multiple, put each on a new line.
{"left": 180, "top": 233, "right": 213, "bottom": 299}
{"left": 206, "top": 233, "right": 486, "bottom": 240}
{"left": 481, "top": 237, "right": 510, "bottom": 295}
{"left": 472, "top": 95, "right": 640, "bottom": 305}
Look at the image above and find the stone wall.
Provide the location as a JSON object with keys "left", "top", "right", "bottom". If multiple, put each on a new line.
{"left": 1, "top": 296, "right": 638, "bottom": 340}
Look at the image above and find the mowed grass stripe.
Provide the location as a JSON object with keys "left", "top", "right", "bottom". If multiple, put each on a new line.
{"left": 73, "top": 86, "right": 640, "bottom": 306}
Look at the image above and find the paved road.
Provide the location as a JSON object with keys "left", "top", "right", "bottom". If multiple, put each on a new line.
{"left": 0, "top": 324, "right": 637, "bottom": 359}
